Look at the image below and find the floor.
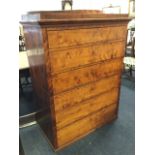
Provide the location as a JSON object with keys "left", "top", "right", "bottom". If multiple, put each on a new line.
{"left": 19, "top": 78, "right": 39, "bottom": 116}
{"left": 20, "top": 74, "right": 135, "bottom": 155}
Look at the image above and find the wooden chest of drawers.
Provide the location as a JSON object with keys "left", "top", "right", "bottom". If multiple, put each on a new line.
{"left": 21, "top": 10, "right": 130, "bottom": 150}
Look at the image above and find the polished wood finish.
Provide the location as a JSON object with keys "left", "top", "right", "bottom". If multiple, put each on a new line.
{"left": 47, "top": 26, "right": 126, "bottom": 49}
{"left": 54, "top": 74, "right": 121, "bottom": 112}
{"left": 49, "top": 41, "right": 125, "bottom": 73}
{"left": 55, "top": 87, "right": 120, "bottom": 129}
{"left": 57, "top": 103, "right": 117, "bottom": 146}
{"left": 21, "top": 10, "right": 130, "bottom": 150}
{"left": 51, "top": 58, "right": 123, "bottom": 94}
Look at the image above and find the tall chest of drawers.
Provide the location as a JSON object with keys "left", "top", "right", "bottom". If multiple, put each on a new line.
{"left": 21, "top": 10, "right": 131, "bottom": 150}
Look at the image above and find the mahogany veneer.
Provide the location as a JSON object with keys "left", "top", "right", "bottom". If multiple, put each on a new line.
{"left": 21, "top": 10, "right": 131, "bottom": 150}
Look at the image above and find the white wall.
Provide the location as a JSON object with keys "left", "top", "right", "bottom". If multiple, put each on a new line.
{"left": 18, "top": 0, "right": 61, "bottom": 20}
{"left": 18, "top": 0, "right": 128, "bottom": 20}
{"left": 73, "top": 0, "right": 128, "bottom": 13}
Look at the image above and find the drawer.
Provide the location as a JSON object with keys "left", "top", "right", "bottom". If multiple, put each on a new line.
{"left": 54, "top": 74, "right": 120, "bottom": 112}
{"left": 47, "top": 26, "right": 127, "bottom": 49}
{"left": 55, "top": 88, "right": 119, "bottom": 129}
{"left": 56, "top": 103, "right": 117, "bottom": 147}
{"left": 49, "top": 41, "right": 125, "bottom": 74}
{"left": 51, "top": 58, "right": 123, "bottom": 94}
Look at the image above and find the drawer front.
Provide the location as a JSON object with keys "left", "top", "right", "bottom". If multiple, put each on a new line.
{"left": 51, "top": 58, "right": 123, "bottom": 94}
{"left": 55, "top": 88, "right": 119, "bottom": 129}
{"left": 54, "top": 74, "right": 120, "bottom": 112}
{"left": 47, "top": 26, "right": 127, "bottom": 49}
{"left": 57, "top": 103, "right": 117, "bottom": 147}
{"left": 50, "top": 41, "right": 125, "bottom": 74}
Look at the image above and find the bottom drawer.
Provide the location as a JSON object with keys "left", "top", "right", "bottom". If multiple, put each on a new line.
{"left": 57, "top": 103, "right": 117, "bottom": 147}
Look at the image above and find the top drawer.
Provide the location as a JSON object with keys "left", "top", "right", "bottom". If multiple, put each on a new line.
{"left": 47, "top": 26, "right": 127, "bottom": 49}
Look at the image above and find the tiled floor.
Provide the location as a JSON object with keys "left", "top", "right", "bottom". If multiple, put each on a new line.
{"left": 20, "top": 76, "right": 135, "bottom": 155}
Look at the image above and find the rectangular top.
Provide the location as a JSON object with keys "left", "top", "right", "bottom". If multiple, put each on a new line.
{"left": 21, "top": 10, "right": 131, "bottom": 25}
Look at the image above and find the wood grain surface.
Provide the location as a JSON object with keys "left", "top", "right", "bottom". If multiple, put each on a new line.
{"left": 21, "top": 10, "right": 130, "bottom": 150}
{"left": 47, "top": 26, "right": 127, "bottom": 49}
{"left": 51, "top": 58, "right": 123, "bottom": 94}
{"left": 49, "top": 41, "right": 125, "bottom": 73}
{"left": 57, "top": 103, "right": 117, "bottom": 147}
{"left": 55, "top": 88, "right": 119, "bottom": 129}
{"left": 53, "top": 74, "right": 120, "bottom": 112}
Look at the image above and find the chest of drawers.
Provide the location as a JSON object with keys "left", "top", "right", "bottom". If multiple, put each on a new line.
{"left": 21, "top": 10, "right": 130, "bottom": 150}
